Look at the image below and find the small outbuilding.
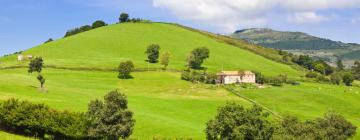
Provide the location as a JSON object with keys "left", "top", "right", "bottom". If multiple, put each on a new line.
{"left": 217, "top": 71, "right": 256, "bottom": 84}
{"left": 17, "top": 54, "right": 33, "bottom": 61}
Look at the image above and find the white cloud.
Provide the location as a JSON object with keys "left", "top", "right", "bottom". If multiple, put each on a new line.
{"left": 351, "top": 17, "right": 360, "bottom": 25}
{"left": 288, "top": 12, "right": 328, "bottom": 23}
{"left": 153, "top": 0, "right": 360, "bottom": 32}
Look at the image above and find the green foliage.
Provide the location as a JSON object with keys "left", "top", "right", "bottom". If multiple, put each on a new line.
{"left": 305, "top": 71, "right": 318, "bottom": 78}
{"left": 36, "top": 74, "right": 45, "bottom": 88}
{"left": 28, "top": 57, "right": 43, "bottom": 73}
{"left": 330, "top": 73, "right": 342, "bottom": 85}
{"left": 312, "top": 60, "right": 333, "bottom": 75}
{"left": 181, "top": 70, "right": 216, "bottom": 84}
{"left": 316, "top": 74, "right": 330, "bottom": 83}
{"left": 264, "top": 75, "right": 287, "bottom": 86}
{"left": 118, "top": 60, "right": 134, "bottom": 79}
{"left": 343, "top": 73, "right": 354, "bottom": 86}
{"left": 314, "top": 63, "right": 325, "bottom": 74}
{"left": 337, "top": 59, "right": 344, "bottom": 71}
{"left": 352, "top": 61, "right": 360, "bottom": 80}
{"left": 0, "top": 99, "right": 88, "bottom": 139}
{"left": 187, "top": 47, "right": 210, "bottom": 69}
{"left": 92, "top": 20, "right": 107, "bottom": 29}
{"left": 86, "top": 90, "right": 135, "bottom": 140}
{"left": 160, "top": 51, "right": 171, "bottom": 70}
{"left": 205, "top": 103, "right": 274, "bottom": 140}
{"left": 64, "top": 25, "right": 92, "bottom": 37}
{"left": 276, "top": 112, "right": 357, "bottom": 140}
{"left": 44, "top": 38, "right": 53, "bottom": 44}
{"left": 254, "top": 71, "right": 266, "bottom": 84}
{"left": 145, "top": 44, "right": 161, "bottom": 63}
{"left": 119, "top": 13, "right": 129, "bottom": 23}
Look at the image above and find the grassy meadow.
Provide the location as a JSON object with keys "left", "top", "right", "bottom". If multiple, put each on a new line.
{"left": 0, "top": 23, "right": 301, "bottom": 77}
{"left": 0, "top": 22, "right": 359, "bottom": 139}
{"left": 0, "top": 68, "right": 250, "bottom": 139}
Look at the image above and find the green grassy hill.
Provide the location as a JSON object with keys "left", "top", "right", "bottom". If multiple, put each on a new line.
{"left": 2, "top": 22, "right": 360, "bottom": 139}
{"left": 0, "top": 23, "right": 301, "bottom": 77}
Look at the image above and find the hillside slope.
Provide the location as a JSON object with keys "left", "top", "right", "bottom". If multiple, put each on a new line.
{"left": 231, "top": 28, "right": 360, "bottom": 65}
{"left": 0, "top": 23, "right": 301, "bottom": 77}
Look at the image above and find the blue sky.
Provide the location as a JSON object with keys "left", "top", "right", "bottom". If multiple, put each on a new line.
{"left": 1, "top": 0, "right": 360, "bottom": 56}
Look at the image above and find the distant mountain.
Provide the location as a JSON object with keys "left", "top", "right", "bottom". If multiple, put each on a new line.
{"left": 231, "top": 28, "right": 360, "bottom": 66}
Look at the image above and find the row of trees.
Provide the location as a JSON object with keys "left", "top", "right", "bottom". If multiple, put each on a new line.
{"left": 206, "top": 103, "right": 357, "bottom": 140}
{"left": 64, "top": 20, "right": 107, "bottom": 37}
{"left": 0, "top": 90, "right": 135, "bottom": 139}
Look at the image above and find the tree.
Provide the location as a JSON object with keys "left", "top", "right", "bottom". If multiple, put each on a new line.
{"left": 37, "top": 74, "right": 45, "bottom": 89}
{"left": 28, "top": 57, "right": 43, "bottom": 73}
{"left": 160, "top": 51, "right": 171, "bottom": 69}
{"left": 118, "top": 60, "right": 134, "bottom": 79}
{"left": 314, "top": 63, "right": 325, "bottom": 75}
{"left": 254, "top": 71, "right": 265, "bottom": 84}
{"left": 343, "top": 73, "right": 354, "bottom": 86}
{"left": 187, "top": 47, "right": 210, "bottom": 69}
{"left": 44, "top": 38, "right": 53, "bottom": 44}
{"left": 87, "top": 90, "right": 135, "bottom": 140}
{"left": 205, "top": 103, "right": 274, "bottom": 140}
{"left": 337, "top": 59, "right": 344, "bottom": 71}
{"left": 315, "top": 112, "right": 357, "bottom": 139}
{"left": 92, "top": 20, "right": 107, "bottom": 29}
{"left": 352, "top": 61, "right": 360, "bottom": 80}
{"left": 330, "top": 73, "right": 342, "bottom": 85}
{"left": 119, "top": 13, "right": 129, "bottom": 23}
{"left": 145, "top": 44, "right": 160, "bottom": 63}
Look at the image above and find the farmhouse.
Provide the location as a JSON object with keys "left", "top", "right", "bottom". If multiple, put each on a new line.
{"left": 17, "top": 55, "right": 33, "bottom": 61}
{"left": 217, "top": 71, "right": 256, "bottom": 84}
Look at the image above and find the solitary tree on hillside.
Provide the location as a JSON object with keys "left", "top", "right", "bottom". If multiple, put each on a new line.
{"left": 160, "top": 51, "right": 171, "bottom": 70}
{"left": 119, "top": 13, "right": 129, "bottom": 23}
{"left": 28, "top": 57, "right": 43, "bottom": 73}
{"left": 92, "top": 20, "right": 107, "bottom": 29}
{"left": 336, "top": 59, "right": 344, "bottom": 71}
{"left": 343, "top": 73, "right": 354, "bottom": 86}
{"left": 87, "top": 90, "right": 135, "bottom": 140}
{"left": 118, "top": 60, "right": 134, "bottom": 79}
{"left": 187, "top": 47, "right": 210, "bottom": 69}
{"left": 37, "top": 74, "right": 45, "bottom": 90}
{"left": 145, "top": 44, "right": 161, "bottom": 63}
{"left": 205, "top": 103, "right": 274, "bottom": 140}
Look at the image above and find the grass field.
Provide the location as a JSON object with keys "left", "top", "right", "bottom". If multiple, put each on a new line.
{"left": 229, "top": 83, "right": 360, "bottom": 139}
{"left": 0, "top": 68, "right": 250, "bottom": 139}
{"left": 0, "top": 68, "right": 359, "bottom": 139}
{"left": 0, "top": 23, "right": 302, "bottom": 77}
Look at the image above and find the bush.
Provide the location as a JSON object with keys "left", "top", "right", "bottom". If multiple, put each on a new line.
{"left": 145, "top": 44, "right": 160, "bottom": 63}
{"left": 187, "top": 47, "right": 210, "bottom": 69}
{"left": 28, "top": 57, "right": 43, "bottom": 73}
{"left": 330, "top": 73, "right": 342, "bottom": 85}
{"left": 343, "top": 73, "right": 354, "bottom": 86}
{"left": 64, "top": 25, "right": 92, "bottom": 37}
{"left": 254, "top": 71, "right": 265, "bottom": 84}
{"left": 181, "top": 70, "right": 216, "bottom": 84}
{"left": 205, "top": 103, "right": 274, "bottom": 140}
{"left": 316, "top": 75, "right": 330, "bottom": 83}
{"left": 92, "top": 20, "right": 107, "bottom": 29}
{"left": 265, "top": 76, "right": 284, "bottom": 86}
{"left": 0, "top": 99, "right": 88, "bottom": 139}
{"left": 305, "top": 71, "right": 318, "bottom": 78}
{"left": 118, "top": 60, "right": 135, "bottom": 79}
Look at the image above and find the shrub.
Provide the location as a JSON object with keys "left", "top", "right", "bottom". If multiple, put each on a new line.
{"left": 92, "top": 20, "right": 107, "bottom": 29}
{"left": 343, "top": 73, "right": 354, "bottom": 86}
{"left": 119, "top": 13, "right": 129, "bottom": 23}
{"left": 265, "top": 76, "right": 284, "bottom": 86}
{"left": 160, "top": 51, "right": 171, "bottom": 70}
{"left": 205, "top": 103, "right": 274, "bottom": 140}
{"left": 86, "top": 90, "right": 135, "bottom": 139}
{"left": 0, "top": 99, "right": 88, "bottom": 139}
{"left": 330, "top": 73, "right": 342, "bottom": 85}
{"left": 187, "top": 47, "right": 210, "bottom": 69}
{"left": 145, "top": 44, "right": 161, "bottom": 63}
{"left": 316, "top": 75, "right": 330, "bottom": 83}
{"left": 118, "top": 60, "right": 134, "bottom": 79}
{"left": 28, "top": 57, "right": 43, "bottom": 73}
{"left": 305, "top": 71, "right": 318, "bottom": 78}
{"left": 181, "top": 70, "right": 216, "bottom": 84}
{"left": 254, "top": 71, "right": 265, "bottom": 84}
